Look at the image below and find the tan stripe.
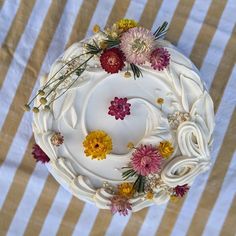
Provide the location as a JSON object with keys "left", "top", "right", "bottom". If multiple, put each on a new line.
{"left": 23, "top": 175, "right": 59, "bottom": 236}
{"left": 186, "top": 110, "right": 236, "bottom": 236}
{"left": 0, "top": 0, "right": 4, "bottom": 9}
{"left": 66, "top": 0, "right": 99, "bottom": 48}
{"left": 138, "top": 0, "right": 162, "bottom": 29}
{"left": 89, "top": 210, "right": 113, "bottom": 236}
{"left": 209, "top": 26, "right": 236, "bottom": 112}
{"left": 0, "top": 0, "right": 36, "bottom": 88}
{"left": 105, "top": 0, "right": 131, "bottom": 28}
{"left": 166, "top": 0, "right": 195, "bottom": 45}
{"left": 0, "top": 0, "right": 66, "bottom": 232}
{"left": 190, "top": 0, "right": 227, "bottom": 68}
{"left": 0, "top": 0, "right": 66, "bottom": 166}
{"left": 0, "top": 137, "right": 35, "bottom": 234}
{"left": 220, "top": 196, "right": 236, "bottom": 236}
{"left": 122, "top": 208, "right": 149, "bottom": 236}
{"left": 56, "top": 197, "right": 84, "bottom": 236}
{"left": 154, "top": 198, "right": 185, "bottom": 235}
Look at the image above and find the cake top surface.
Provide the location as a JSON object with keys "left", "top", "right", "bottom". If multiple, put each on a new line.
{"left": 29, "top": 19, "right": 214, "bottom": 215}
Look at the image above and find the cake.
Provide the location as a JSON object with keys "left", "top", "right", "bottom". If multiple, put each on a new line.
{"left": 27, "top": 19, "right": 215, "bottom": 216}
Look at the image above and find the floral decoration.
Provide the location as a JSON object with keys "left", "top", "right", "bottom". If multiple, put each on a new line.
{"left": 173, "top": 184, "right": 190, "bottom": 197}
{"left": 116, "top": 19, "right": 138, "bottom": 32}
{"left": 83, "top": 130, "right": 112, "bottom": 160}
{"left": 109, "top": 195, "right": 132, "bottom": 216}
{"left": 118, "top": 182, "right": 134, "bottom": 198}
{"left": 100, "top": 48, "right": 125, "bottom": 73}
{"left": 50, "top": 132, "right": 64, "bottom": 146}
{"left": 150, "top": 47, "right": 170, "bottom": 71}
{"left": 131, "top": 144, "right": 162, "bottom": 176}
{"left": 158, "top": 141, "right": 174, "bottom": 158}
{"left": 108, "top": 97, "right": 131, "bottom": 120}
{"left": 32, "top": 144, "right": 50, "bottom": 163}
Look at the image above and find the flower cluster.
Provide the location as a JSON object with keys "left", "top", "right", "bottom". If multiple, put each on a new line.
{"left": 83, "top": 130, "right": 112, "bottom": 160}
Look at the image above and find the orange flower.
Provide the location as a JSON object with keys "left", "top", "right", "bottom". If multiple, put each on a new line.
{"left": 158, "top": 141, "right": 174, "bottom": 158}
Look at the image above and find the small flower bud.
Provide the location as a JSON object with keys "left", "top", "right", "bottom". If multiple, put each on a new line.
{"left": 124, "top": 71, "right": 131, "bottom": 78}
{"left": 38, "top": 90, "right": 45, "bottom": 96}
{"left": 40, "top": 97, "right": 47, "bottom": 105}
{"left": 32, "top": 107, "right": 39, "bottom": 113}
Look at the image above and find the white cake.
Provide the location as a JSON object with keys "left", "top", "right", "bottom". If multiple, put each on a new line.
{"left": 32, "top": 25, "right": 214, "bottom": 213}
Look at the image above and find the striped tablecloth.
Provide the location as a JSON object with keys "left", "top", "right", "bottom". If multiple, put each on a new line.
{"left": 0, "top": 0, "right": 235, "bottom": 235}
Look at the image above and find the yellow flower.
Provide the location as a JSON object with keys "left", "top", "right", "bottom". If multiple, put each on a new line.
{"left": 158, "top": 141, "right": 174, "bottom": 158}
{"left": 157, "top": 97, "right": 164, "bottom": 105}
{"left": 83, "top": 130, "right": 112, "bottom": 160}
{"left": 115, "top": 18, "right": 137, "bottom": 32}
{"left": 127, "top": 142, "right": 134, "bottom": 149}
{"left": 146, "top": 191, "right": 154, "bottom": 200}
{"left": 93, "top": 24, "right": 100, "bottom": 33}
{"left": 118, "top": 182, "right": 134, "bottom": 198}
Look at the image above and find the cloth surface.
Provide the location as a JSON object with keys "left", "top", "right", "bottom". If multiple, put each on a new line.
{"left": 0, "top": 0, "right": 235, "bottom": 235}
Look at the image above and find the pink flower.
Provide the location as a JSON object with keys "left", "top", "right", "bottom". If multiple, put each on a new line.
{"left": 108, "top": 97, "right": 131, "bottom": 120}
{"left": 173, "top": 184, "right": 190, "bottom": 197}
{"left": 109, "top": 195, "right": 132, "bottom": 216}
{"left": 32, "top": 144, "right": 50, "bottom": 163}
{"left": 150, "top": 48, "right": 170, "bottom": 71}
{"left": 120, "top": 27, "right": 155, "bottom": 65}
{"left": 131, "top": 144, "right": 162, "bottom": 176}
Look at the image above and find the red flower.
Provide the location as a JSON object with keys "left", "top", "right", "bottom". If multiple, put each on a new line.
{"left": 32, "top": 144, "right": 50, "bottom": 163}
{"left": 100, "top": 48, "right": 125, "bottom": 73}
{"left": 108, "top": 97, "right": 131, "bottom": 120}
{"left": 150, "top": 47, "right": 170, "bottom": 71}
{"left": 173, "top": 184, "right": 190, "bottom": 197}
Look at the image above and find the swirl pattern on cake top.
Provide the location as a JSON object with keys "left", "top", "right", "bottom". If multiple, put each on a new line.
{"left": 32, "top": 35, "right": 214, "bottom": 212}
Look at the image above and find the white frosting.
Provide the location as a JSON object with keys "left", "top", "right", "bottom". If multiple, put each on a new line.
{"left": 33, "top": 35, "right": 214, "bottom": 212}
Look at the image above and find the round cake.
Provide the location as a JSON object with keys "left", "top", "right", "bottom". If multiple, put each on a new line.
{"left": 30, "top": 19, "right": 214, "bottom": 215}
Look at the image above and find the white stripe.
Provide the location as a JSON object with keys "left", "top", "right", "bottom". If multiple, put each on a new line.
{"left": 72, "top": 203, "right": 99, "bottom": 236}
{"left": 177, "top": 0, "right": 211, "bottom": 56}
{"left": 0, "top": 0, "right": 52, "bottom": 130}
{"left": 0, "top": 0, "right": 82, "bottom": 213}
{"left": 0, "top": 0, "right": 20, "bottom": 45}
{"left": 7, "top": 167, "right": 49, "bottom": 236}
{"left": 138, "top": 204, "right": 167, "bottom": 236}
{"left": 171, "top": 65, "right": 236, "bottom": 236}
{"left": 151, "top": 0, "right": 179, "bottom": 32}
{"left": 202, "top": 151, "right": 236, "bottom": 236}
{"left": 86, "top": 0, "right": 115, "bottom": 38}
{"left": 125, "top": 0, "right": 145, "bottom": 21}
{"left": 39, "top": 187, "right": 72, "bottom": 236}
{"left": 200, "top": 0, "right": 236, "bottom": 89}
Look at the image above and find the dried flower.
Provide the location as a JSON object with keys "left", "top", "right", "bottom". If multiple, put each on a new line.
{"left": 99, "top": 41, "right": 108, "bottom": 50}
{"left": 124, "top": 71, "right": 131, "bottom": 78}
{"left": 131, "top": 144, "right": 162, "bottom": 176}
{"left": 40, "top": 97, "right": 47, "bottom": 105}
{"left": 146, "top": 191, "right": 154, "bottom": 200}
{"left": 109, "top": 195, "right": 132, "bottom": 216}
{"left": 158, "top": 141, "right": 174, "bottom": 158}
{"left": 108, "top": 97, "right": 131, "bottom": 120}
{"left": 157, "top": 98, "right": 164, "bottom": 105}
{"left": 32, "top": 144, "right": 50, "bottom": 163}
{"left": 150, "top": 47, "right": 170, "bottom": 71}
{"left": 38, "top": 90, "right": 45, "bottom": 96}
{"left": 83, "top": 130, "right": 112, "bottom": 160}
{"left": 93, "top": 24, "right": 100, "bottom": 33}
{"left": 115, "top": 18, "right": 137, "bottom": 32}
{"left": 118, "top": 182, "right": 134, "bottom": 198}
{"left": 168, "top": 111, "right": 190, "bottom": 130}
{"left": 120, "top": 27, "right": 155, "bottom": 65}
{"left": 32, "top": 107, "right": 39, "bottom": 113}
{"left": 127, "top": 142, "right": 134, "bottom": 149}
{"left": 100, "top": 48, "right": 125, "bottom": 73}
{"left": 51, "top": 132, "right": 64, "bottom": 146}
{"left": 173, "top": 184, "right": 190, "bottom": 197}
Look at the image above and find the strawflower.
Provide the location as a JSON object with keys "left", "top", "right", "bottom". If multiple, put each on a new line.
{"left": 83, "top": 130, "right": 112, "bottom": 160}
{"left": 118, "top": 182, "right": 134, "bottom": 198}
{"left": 150, "top": 47, "right": 170, "bottom": 71}
{"left": 158, "top": 141, "right": 174, "bottom": 158}
{"left": 131, "top": 144, "right": 162, "bottom": 176}
{"left": 108, "top": 97, "right": 131, "bottom": 120}
{"left": 109, "top": 195, "right": 132, "bottom": 216}
{"left": 120, "top": 27, "right": 155, "bottom": 65}
{"left": 173, "top": 184, "right": 190, "bottom": 197}
{"left": 115, "top": 18, "right": 137, "bottom": 32}
{"left": 32, "top": 144, "right": 50, "bottom": 163}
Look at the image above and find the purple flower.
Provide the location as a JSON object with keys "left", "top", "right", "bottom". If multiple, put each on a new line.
{"left": 108, "top": 97, "right": 131, "bottom": 120}
{"left": 131, "top": 144, "right": 162, "bottom": 176}
{"left": 109, "top": 195, "right": 132, "bottom": 216}
{"left": 150, "top": 48, "right": 170, "bottom": 71}
{"left": 32, "top": 144, "right": 50, "bottom": 163}
{"left": 173, "top": 184, "right": 190, "bottom": 197}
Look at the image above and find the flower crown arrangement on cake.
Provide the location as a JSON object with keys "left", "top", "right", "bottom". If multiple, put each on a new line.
{"left": 26, "top": 19, "right": 214, "bottom": 216}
